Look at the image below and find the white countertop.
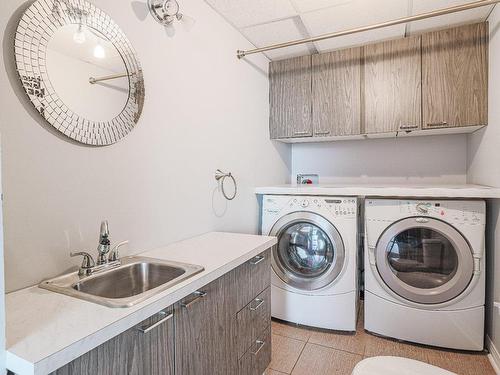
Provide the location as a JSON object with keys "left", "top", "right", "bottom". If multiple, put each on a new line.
{"left": 6, "top": 232, "right": 277, "bottom": 375}
{"left": 255, "top": 184, "right": 500, "bottom": 199}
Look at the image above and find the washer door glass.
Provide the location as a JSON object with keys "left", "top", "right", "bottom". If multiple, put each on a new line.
{"left": 278, "top": 222, "right": 333, "bottom": 278}
{"left": 270, "top": 212, "right": 346, "bottom": 291}
{"left": 376, "top": 217, "right": 474, "bottom": 304}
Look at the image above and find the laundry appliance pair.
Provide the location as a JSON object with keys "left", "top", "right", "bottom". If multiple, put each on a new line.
{"left": 261, "top": 195, "right": 485, "bottom": 350}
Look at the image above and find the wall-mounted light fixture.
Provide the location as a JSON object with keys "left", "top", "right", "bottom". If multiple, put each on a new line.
{"left": 147, "top": 0, "right": 183, "bottom": 26}
{"left": 132, "top": 0, "right": 195, "bottom": 34}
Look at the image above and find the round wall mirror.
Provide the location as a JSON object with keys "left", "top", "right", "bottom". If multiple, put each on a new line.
{"left": 14, "top": 0, "right": 145, "bottom": 146}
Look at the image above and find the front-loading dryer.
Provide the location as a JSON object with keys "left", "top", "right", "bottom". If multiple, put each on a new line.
{"left": 364, "top": 199, "right": 485, "bottom": 351}
{"left": 261, "top": 195, "right": 359, "bottom": 331}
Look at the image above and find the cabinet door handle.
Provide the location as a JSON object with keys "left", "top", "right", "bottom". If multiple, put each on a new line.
{"left": 138, "top": 311, "right": 173, "bottom": 334}
{"left": 181, "top": 290, "right": 207, "bottom": 309}
{"left": 399, "top": 125, "right": 419, "bottom": 130}
{"left": 250, "top": 255, "right": 265, "bottom": 265}
{"left": 427, "top": 121, "right": 448, "bottom": 128}
{"left": 293, "top": 131, "right": 310, "bottom": 136}
{"left": 250, "top": 340, "right": 265, "bottom": 356}
{"left": 249, "top": 298, "right": 264, "bottom": 311}
{"left": 315, "top": 130, "right": 330, "bottom": 135}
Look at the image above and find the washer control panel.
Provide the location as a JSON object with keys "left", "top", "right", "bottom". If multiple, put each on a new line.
{"left": 324, "top": 198, "right": 357, "bottom": 217}
{"left": 262, "top": 196, "right": 357, "bottom": 218}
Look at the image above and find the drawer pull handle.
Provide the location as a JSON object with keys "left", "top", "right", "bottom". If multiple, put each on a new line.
{"left": 250, "top": 298, "right": 264, "bottom": 311}
{"left": 138, "top": 311, "right": 173, "bottom": 334}
{"left": 251, "top": 340, "right": 265, "bottom": 356}
{"left": 250, "top": 255, "right": 265, "bottom": 265}
{"left": 181, "top": 291, "right": 207, "bottom": 309}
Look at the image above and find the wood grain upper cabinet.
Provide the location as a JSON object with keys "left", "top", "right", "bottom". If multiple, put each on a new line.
{"left": 269, "top": 55, "right": 312, "bottom": 139}
{"left": 364, "top": 36, "right": 422, "bottom": 134}
{"left": 312, "top": 47, "right": 362, "bottom": 137}
{"left": 422, "top": 22, "right": 488, "bottom": 129}
{"left": 52, "top": 307, "right": 175, "bottom": 375}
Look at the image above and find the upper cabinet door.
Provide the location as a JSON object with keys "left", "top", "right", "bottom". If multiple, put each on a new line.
{"left": 422, "top": 22, "right": 488, "bottom": 129}
{"left": 312, "top": 47, "right": 362, "bottom": 137}
{"left": 364, "top": 36, "right": 422, "bottom": 134}
{"left": 269, "top": 56, "right": 312, "bottom": 139}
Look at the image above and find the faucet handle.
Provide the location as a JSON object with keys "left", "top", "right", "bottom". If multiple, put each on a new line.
{"left": 109, "top": 240, "right": 129, "bottom": 262}
{"left": 70, "top": 251, "right": 96, "bottom": 269}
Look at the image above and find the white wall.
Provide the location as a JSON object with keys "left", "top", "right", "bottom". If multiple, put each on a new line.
{"left": 467, "top": 5, "right": 500, "bottom": 357}
{"left": 292, "top": 134, "right": 468, "bottom": 184}
{"left": 0, "top": 0, "right": 290, "bottom": 292}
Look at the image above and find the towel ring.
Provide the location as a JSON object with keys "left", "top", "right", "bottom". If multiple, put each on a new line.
{"left": 214, "top": 169, "right": 237, "bottom": 201}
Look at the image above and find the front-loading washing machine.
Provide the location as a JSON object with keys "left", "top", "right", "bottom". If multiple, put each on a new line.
{"left": 261, "top": 195, "right": 359, "bottom": 331}
{"left": 364, "top": 199, "right": 485, "bottom": 350}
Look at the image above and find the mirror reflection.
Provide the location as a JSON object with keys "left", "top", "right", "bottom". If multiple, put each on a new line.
{"left": 46, "top": 24, "right": 129, "bottom": 122}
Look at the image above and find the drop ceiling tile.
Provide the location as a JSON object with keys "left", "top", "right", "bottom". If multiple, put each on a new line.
{"left": 241, "top": 17, "right": 313, "bottom": 60}
{"left": 205, "top": 0, "right": 298, "bottom": 28}
{"left": 300, "top": 0, "right": 408, "bottom": 52}
{"left": 408, "top": 0, "right": 493, "bottom": 34}
{"left": 291, "top": 0, "right": 355, "bottom": 14}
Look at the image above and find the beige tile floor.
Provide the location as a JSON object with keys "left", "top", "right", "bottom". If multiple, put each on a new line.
{"left": 266, "top": 302, "right": 495, "bottom": 375}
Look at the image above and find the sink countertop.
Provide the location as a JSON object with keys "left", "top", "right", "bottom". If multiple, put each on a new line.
{"left": 255, "top": 183, "right": 500, "bottom": 198}
{"left": 6, "top": 232, "right": 277, "bottom": 375}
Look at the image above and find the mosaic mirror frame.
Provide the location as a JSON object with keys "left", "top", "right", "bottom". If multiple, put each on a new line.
{"left": 14, "top": 0, "right": 145, "bottom": 145}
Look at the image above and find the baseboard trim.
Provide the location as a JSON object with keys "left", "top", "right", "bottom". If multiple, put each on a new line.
{"left": 487, "top": 335, "right": 500, "bottom": 375}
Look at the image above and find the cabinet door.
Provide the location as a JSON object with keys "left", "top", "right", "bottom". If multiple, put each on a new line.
{"left": 269, "top": 55, "right": 312, "bottom": 139}
{"left": 312, "top": 47, "right": 362, "bottom": 137}
{"left": 52, "top": 307, "right": 175, "bottom": 375}
{"left": 174, "top": 274, "right": 236, "bottom": 375}
{"left": 422, "top": 22, "right": 488, "bottom": 129}
{"left": 364, "top": 36, "right": 422, "bottom": 134}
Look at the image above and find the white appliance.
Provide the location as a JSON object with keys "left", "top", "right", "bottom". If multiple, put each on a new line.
{"left": 261, "top": 195, "right": 359, "bottom": 331}
{"left": 364, "top": 199, "right": 486, "bottom": 351}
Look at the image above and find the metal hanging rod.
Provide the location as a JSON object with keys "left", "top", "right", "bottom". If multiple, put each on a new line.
{"left": 236, "top": 0, "right": 499, "bottom": 59}
{"left": 89, "top": 72, "right": 135, "bottom": 84}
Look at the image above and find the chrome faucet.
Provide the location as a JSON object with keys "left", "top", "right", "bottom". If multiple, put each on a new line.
{"left": 70, "top": 220, "right": 128, "bottom": 277}
{"left": 96, "top": 220, "right": 111, "bottom": 265}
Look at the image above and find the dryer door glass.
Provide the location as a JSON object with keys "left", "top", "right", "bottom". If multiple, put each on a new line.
{"left": 376, "top": 217, "right": 475, "bottom": 304}
{"left": 270, "top": 212, "right": 346, "bottom": 291}
{"left": 387, "top": 228, "right": 458, "bottom": 289}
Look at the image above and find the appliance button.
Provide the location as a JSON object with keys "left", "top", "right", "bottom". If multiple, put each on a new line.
{"left": 301, "top": 199, "right": 309, "bottom": 208}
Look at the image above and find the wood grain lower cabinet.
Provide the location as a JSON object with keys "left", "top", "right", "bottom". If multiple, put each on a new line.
{"left": 238, "top": 325, "right": 272, "bottom": 375}
{"left": 236, "top": 287, "right": 271, "bottom": 359}
{"left": 48, "top": 247, "right": 272, "bottom": 375}
{"left": 312, "top": 47, "right": 362, "bottom": 137}
{"left": 364, "top": 36, "right": 422, "bottom": 134}
{"left": 422, "top": 22, "right": 488, "bottom": 129}
{"left": 52, "top": 307, "right": 175, "bottom": 375}
{"left": 174, "top": 273, "right": 237, "bottom": 375}
{"left": 236, "top": 249, "right": 272, "bottom": 312}
{"left": 269, "top": 55, "right": 312, "bottom": 139}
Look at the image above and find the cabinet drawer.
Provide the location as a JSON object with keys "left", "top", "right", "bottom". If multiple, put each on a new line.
{"left": 236, "top": 287, "right": 271, "bottom": 358}
{"left": 238, "top": 325, "right": 272, "bottom": 375}
{"left": 236, "top": 248, "right": 271, "bottom": 311}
